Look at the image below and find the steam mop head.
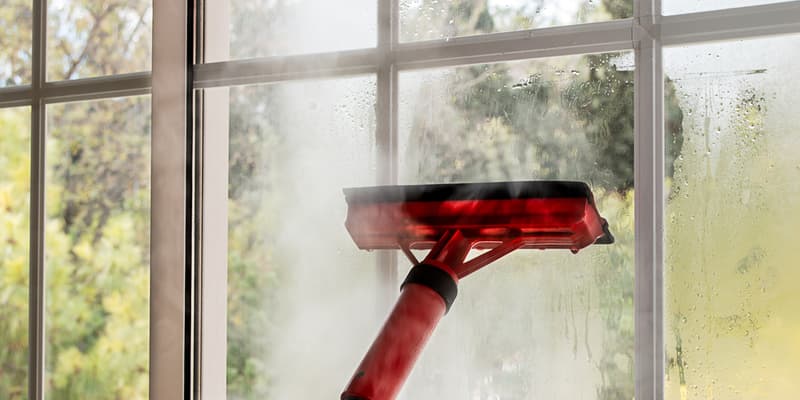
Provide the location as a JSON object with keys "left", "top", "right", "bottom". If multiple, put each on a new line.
{"left": 344, "top": 180, "right": 613, "bottom": 253}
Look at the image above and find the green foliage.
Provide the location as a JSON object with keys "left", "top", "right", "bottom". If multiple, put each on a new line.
{"left": 0, "top": 109, "right": 31, "bottom": 400}
{"left": 0, "top": 0, "right": 32, "bottom": 86}
{"left": 46, "top": 0, "right": 151, "bottom": 79}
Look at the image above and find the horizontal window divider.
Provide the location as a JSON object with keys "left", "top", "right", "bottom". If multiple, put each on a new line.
{"left": 394, "top": 42, "right": 634, "bottom": 70}
{"left": 0, "top": 86, "right": 34, "bottom": 107}
{"left": 193, "top": 49, "right": 381, "bottom": 88}
{"left": 41, "top": 72, "right": 152, "bottom": 103}
{"left": 0, "top": 73, "right": 152, "bottom": 106}
{"left": 660, "top": 1, "right": 800, "bottom": 45}
{"left": 394, "top": 19, "right": 634, "bottom": 68}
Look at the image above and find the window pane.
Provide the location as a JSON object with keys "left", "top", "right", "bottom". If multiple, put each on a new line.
{"left": 400, "top": 0, "right": 632, "bottom": 42}
{"left": 397, "top": 53, "right": 634, "bottom": 398}
{"left": 0, "top": 0, "right": 32, "bottom": 86}
{"left": 220, "top": 0, "right": 376, "bottom": 62}
{"left": 664, "top": 35, "right": 800, "bottom": 399}
{"left": 223, "top": 77, "right": 378, "bottom": 397}
{"left": 0, "top": 107, "right": 30, "bottom": 400}
{"left": 45, "top": 96, "right": 150, "bottom": 398}
{"left": 47, "top": 0, "right": 152, "bottom": 80}
{"left": 664, "top": 0, "right": 794, "bottom": 15}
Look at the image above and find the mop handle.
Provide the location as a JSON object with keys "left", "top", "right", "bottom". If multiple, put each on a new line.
{"left": 341, "top": 263, "right": 458, "bottom": 400}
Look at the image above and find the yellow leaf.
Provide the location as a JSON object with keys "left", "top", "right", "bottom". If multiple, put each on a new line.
{"left": 72, "top": 240, "right": 93, "bottom": 261}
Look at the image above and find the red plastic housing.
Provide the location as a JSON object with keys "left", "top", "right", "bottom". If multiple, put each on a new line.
{"left": 344, "top": 181, "right": 612, "bottom": 255}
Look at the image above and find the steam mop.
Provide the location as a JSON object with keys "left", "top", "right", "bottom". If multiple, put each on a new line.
{"left": 340, "top": 180, "right": 614, "bottom": 400}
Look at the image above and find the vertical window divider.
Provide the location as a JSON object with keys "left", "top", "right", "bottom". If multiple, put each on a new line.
{"left": 376, "top": 0, "right": 400, "bottom": 310}
{"left": 151, "top": 0, "right": 191, "bottom": 397}
{"left": 29, "top": 0, "right": 47, "bottom": 396}
{"left": 196, "top": 0, "right": 231, "bottom": 397}
{"left": 634, "top": 0, "right": 665, "bottom": 399}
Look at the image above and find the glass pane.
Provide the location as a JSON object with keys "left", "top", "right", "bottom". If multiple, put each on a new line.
{"left": 400, "top": 0, "right": 632, "bottom": 42}
{"left": 0, "top": 0, "right": 32, "bottom": 86}
{"left": 664, "top": 35, "right": 800, "bottom": 399}
{"left": 664, "top": 0, "right": 794, "bottom": 15}
{"left": 224, "top": 77, "right": 378, "bottom": 397}
{"left": 397, "top": 53, "right": 635, "bottom": 398}
{"left": 47, "top": 0, "right": 152, "bottom": 80}
{"left": 221, "top": 0, "right": 376, "bottom": 62}
{"left": 0, "top": 107, "right": 30, "bottom": 400}
{"left": 45, "top": 96, "right": 150, "bottom": 398}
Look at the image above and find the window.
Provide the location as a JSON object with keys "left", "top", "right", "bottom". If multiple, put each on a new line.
{"left": 2, "top": 0, "right": 799, "bottom": 399}
{"left": 664, "top": 35, "right": 800, "bottom": 399}
{"left": 397, "top": 54, "right": 635, "bottom": 398}
{"left": 0, "top": 0, "right": 152, "bottom": 398}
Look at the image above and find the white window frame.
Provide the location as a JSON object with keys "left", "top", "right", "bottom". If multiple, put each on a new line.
{"left": 1, "top": 0, "right": 799, "bottom": 399}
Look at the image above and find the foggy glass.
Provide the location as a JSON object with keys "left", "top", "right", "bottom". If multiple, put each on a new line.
{"left": 0, "top": 0, "right": 31, "bottom": 86}
{"left": 0, "top": 107, "right": 31, "bottom": 400}
{"left": 224, "top": 0, "right": 377, "bottom": 61}
{"left": 47, "top": 0, "right": 152, "bottom": 80}
{"left": 400, "top": 0, "right": 632, "bottom": 42}
{"left": 45, "top": 96, "right": 151, "bottom": 399}
{"left": 664, "top": 35, "right": 800, "bottom": 399}
{"left": 224, "top": 77, "right": 380, "bottom": 398}
{"left": 663, "top": 0, "right": 795, "bottom": 15}
{"left": 397, "top": 53, "right": 635, "bottom": 399}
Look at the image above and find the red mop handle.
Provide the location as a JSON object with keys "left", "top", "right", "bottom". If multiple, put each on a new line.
{"left": 341, "top": 263, "right": 458, "bottom": 400}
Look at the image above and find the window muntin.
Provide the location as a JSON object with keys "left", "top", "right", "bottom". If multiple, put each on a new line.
{"left": 217, "top": 0, "right": 376, "bottom": 62}
{"left": 47, "top": 0, "right": 152, "bottom": 80}
{"left": 222, "top": 76, "right": 379, "bottom": 398}
{"left": 0, "top": 107, "right": 31, "bottom": 400}
{"left": 44, "top": 96, "right": 151, "bottom": 399}
{"left": 0, "top": 0, "right": 32, "bottom": 86}
{"left": 663, "top": 0, "right": 796, "bottom": 15}
{"left": 397, "top": 53, "right": 635, "bottom": 398}
{"left": 399, "top": 0, "right": 632, "bottom": 42}
{"left": 664, "top": 35, "right": 800, "bottom": 399}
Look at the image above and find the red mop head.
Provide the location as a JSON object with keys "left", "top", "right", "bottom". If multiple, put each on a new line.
{"left": 344, "top": 180, "right": 613, "bottom": 254}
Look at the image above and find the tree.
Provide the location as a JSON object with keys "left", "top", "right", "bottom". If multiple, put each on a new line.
{"left": 0, "top": 0, "right": 152, "bottom": 397}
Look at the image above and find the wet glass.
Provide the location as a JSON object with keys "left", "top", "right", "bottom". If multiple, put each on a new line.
{"left": 0, "top": 107, "right": 31, "bottom": 400}
{"left": 400, "top": 0, "right": 632, "bottom": 42}
{"left": 0, "top": 0, "right": 32, "bottom": 86}
{"left": 223, "top": 77, "right": 379, "bottom": 398}
{"left": 664, "top": 0, "right": 795, "bottom": 15}
{"left": 397, "top": 52, "right": 635, "bottom": 399}
{"left": 664, "top": 35, "right": 800, "bottom": 399}
{"left": 221, "top": 0, "right": 376, "bottom": 61}
{"left": 47, "top": 0, "right": 152, "bottom": 80}
{"left": 45, "top": 96, "right": 150, "bottom": 398}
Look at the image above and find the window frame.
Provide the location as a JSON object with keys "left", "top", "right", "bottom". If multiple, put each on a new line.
{"left": 1, "top": 0, "right": 799, "bottom": 399}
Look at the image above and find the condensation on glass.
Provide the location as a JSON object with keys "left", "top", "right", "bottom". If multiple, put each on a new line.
{"left": 663, "top": 0, "right": 795, "bottom": 15}
{"left": 664, "top": 35, "right": 800, "bottom": 399}
{"left": 397, "top": 53, "right": 635, "bottom": 399}
{"left": 0, "top": 107, "right": 31, "bottom": 400}
{"left": 216, "top": 0, "right": 376, "bottom": 62}
{"left": 44, "top": 96, "right": 150, "bottom": 398}
{"left": 47, "top": 0, "right": 152, "bottom": 80}
{"left": 0, "top": 0, "right": 32, "bottom": 86}
{"left": 222, "top": 77, "right": 380, "bottom": 398}
{"left": 400, "top": 0, "right": 632, "bottom": 42}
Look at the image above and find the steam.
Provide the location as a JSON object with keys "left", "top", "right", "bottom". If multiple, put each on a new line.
{"left": 234, "top": 77, "right": 384, "bottom": 398}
